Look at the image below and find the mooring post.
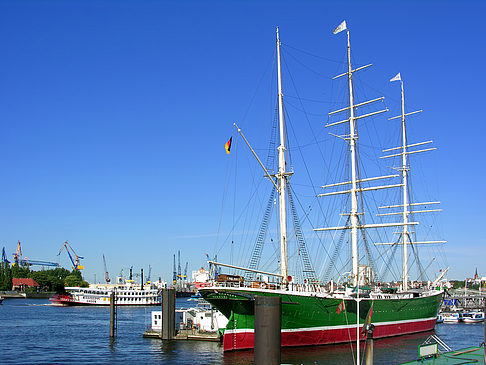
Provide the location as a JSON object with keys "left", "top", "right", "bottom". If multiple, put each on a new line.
{"left": 364, "top": 324, "right": 375, "bottom": 365}
{"left": 159, "top": 291, "right": 163, "bottom": 338}
{"left": 161, "top": 288, "right": 175, "bottom": 340}
{"left": 109, "top": 291, "right": 116, "bottom": 337}
{"left": 254, "top": 296, "right": 281, "bottom": 365}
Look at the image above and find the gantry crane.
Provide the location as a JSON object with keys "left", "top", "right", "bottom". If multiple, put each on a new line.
{"left": 58, "top": 241, "right": 84, "bottom": 271}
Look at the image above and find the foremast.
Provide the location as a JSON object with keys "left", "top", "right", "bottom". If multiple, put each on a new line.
{"left": 229, "top": 28, "right": 291, "bottom": 287}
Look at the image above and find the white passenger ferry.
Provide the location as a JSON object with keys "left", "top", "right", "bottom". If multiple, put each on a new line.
{"left": 50, "top": 279, "right": 165, "bottom": 306}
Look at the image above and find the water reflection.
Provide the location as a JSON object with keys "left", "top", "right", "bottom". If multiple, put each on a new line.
{"left": 1, "top": 298, "right": 483, "bottom": 364}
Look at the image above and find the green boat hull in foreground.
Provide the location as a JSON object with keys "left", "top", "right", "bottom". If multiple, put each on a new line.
{"left": 200, "top": 287, "right": 443, "bottom": 351}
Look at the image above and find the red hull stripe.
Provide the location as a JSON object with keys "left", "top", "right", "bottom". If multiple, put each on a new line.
{"left": 223, "top": 317, "right": 436, "bottom": 351}
{"left": 49, "top": 299, "right": 160, "bottom": 306}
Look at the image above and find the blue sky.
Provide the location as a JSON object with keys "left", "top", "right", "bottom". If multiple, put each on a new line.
{"left": 0, "top": 0, "right": 484, "bottom": 283}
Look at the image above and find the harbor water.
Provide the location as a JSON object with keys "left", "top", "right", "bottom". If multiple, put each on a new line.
{"left": 0, "top": 298, "right": 484, "bottom": 364}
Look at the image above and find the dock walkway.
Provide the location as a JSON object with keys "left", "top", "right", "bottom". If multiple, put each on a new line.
{"left": 401, "top": 346, "right": 484, "bottom": 364}
{"left": 143, "top": 329, "right": 221, "bottom": 342}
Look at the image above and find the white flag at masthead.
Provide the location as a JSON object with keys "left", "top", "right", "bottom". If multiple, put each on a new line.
{"left": 333, "top": 21, "right": 347, "bottom": 35}
{"left": 390, "top": 73, "right": 402, "bottom": 82}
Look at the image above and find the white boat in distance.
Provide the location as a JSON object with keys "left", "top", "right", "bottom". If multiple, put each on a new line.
{"left": 441, "top": 312, "right": 462, "bottom": 323}
{"left": 50, "top": 279, "right": 165, "bottom": 306}
{"left": 462, "top": 311, "right": 484, "bottom": 323}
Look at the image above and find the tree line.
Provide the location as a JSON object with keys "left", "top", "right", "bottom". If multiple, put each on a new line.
{"left": 0, "top": 261, "right": 89, "bottom": 292}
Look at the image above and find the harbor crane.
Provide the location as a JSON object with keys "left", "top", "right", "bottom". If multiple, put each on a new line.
{"left": 172, "top": 254, "right": 177, "bottom": 285}
{"left": 11, "top": 241, "right": 59, "bottom": 268}
{"left": 183, "top": 262, "right": 188, "bottom": 281}
{"left": 146, "top": 265, "right": 152, "bottom": 283}
{"left": 58, "top": 241, "right": 84, "bottom": 271}
{"left": 103, "top": 254, "right": 110, "bottom": 283}
{"left": 177, "top": 250, "right": 182, "bottom": 281}
{"left": 13, "top": 241, "right": 22, "bottom": 265}
{"left": 2, "top": 247, "right": 10, "bottom": 264}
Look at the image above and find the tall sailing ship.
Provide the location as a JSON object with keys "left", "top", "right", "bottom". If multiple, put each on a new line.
{"left": 200, "top": 22, "right": 446, "bottom": 352}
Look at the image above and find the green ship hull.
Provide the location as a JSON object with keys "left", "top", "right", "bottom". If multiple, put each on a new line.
{"left": 200, "top": 287, "right": 443, "bottom": 351}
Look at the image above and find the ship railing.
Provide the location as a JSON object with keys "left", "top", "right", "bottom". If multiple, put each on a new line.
{"left": 210, "top": 280, "right": 328, "bottom": 293}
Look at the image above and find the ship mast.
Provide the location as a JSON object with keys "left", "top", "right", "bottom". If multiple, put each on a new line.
{"left": 345, "top": 27, "right": 360, "bottom": 287}
{"left": 399, "top": 79, "right": 410, "bottom": 291}
{"left": 276, "top": 27, "right": 289, "bottom": 285}
{"left": 228, "top": 28, "right": 291, "bottom": 285}
{"left": 316, "top": 21, "right": 397, "bottom": 288}
{"left": 378, "top": 73, "right": 446, "bottom": 291}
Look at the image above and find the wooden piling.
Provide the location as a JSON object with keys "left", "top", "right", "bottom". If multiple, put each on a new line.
{"left": 254, "top": 296, "right": 281, "bottom": 365}
{"left": 109, "top": 291, "right": 116, "bottom": 337}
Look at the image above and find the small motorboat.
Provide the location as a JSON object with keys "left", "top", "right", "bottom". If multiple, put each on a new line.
{"left": 442, "top": 312, "right": 462, "bottom": 323}
{"left": 0, "top": 296, "right": 3, "bottom": 304}
{"left": 436, "top": 314, "right": 444, "bottom": 324}
{"left": 462, "top": 311, "right": 484, "bottom": 323}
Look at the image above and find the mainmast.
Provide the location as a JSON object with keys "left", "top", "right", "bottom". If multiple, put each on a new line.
{"left": 276, "top": 27, "right": 289, "bottom": 285}
{"left": 345, "top": 27, "right": 360, "bottom": 287}
{"left": 316, "top": 21, "right": 395, "bottom": 288}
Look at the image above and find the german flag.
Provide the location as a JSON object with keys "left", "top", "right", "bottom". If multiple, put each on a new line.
{"left": 225, "top": 137, "right": 232, "bottom": 154}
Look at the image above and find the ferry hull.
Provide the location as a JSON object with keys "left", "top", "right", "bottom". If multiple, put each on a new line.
{"left": 49, "top": 293, "right": 161, "bottom": 306}
{"left": 200, "top": 287, "right": 442, "bottom": 351}
{"left": 49, "top": 299, "right": 161, "bottom": 306}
